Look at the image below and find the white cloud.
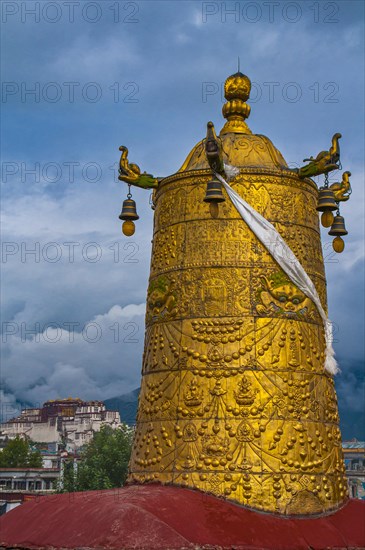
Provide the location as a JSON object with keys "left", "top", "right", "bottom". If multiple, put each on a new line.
{"left": 191, "top": 8, "right": 204, "bottom": 28}
{"left": 175, "top": 32, "right": 192, "bottom": 44}
{"left": 2, "top": 303, "right": 146, "bottom": 408}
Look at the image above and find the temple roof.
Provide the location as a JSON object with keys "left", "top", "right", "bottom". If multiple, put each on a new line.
{"left": 1, "top": 485, "right": 364, "bottom": 549}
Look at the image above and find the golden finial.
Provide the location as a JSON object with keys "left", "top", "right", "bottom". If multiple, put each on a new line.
{"left": 221, "top": 70, "right": 252, "bottom": 135}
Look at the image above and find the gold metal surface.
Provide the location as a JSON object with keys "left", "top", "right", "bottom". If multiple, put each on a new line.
{"left": 298, "top": 134, "right": 341, "bottom": 178}
{"left": 321, "top": 211, "right": 335, "bottom": 228}
{"left": 118, "top": 145, "right": 159, "bottom": 189}
{"left": 122, "top": 220, "right": 135, "bottom": 236}
{"left": 332, "top": 236, "right": 345, "bottom": 253}
{"left": 177, "top": 71, "right": 287, "bottom": 173}
{"left": 221, "top": 71, "right": 252, "bottom": 134}
{"left": 330, "top": 171, "right": 352, "bottom": 202}
{"left": 177, "top": 133, "right": 288, "bottom": 173}
{"left": 127, "top": 73, "right": 348, "bottom": 516}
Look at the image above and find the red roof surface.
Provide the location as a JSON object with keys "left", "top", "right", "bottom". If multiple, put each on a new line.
{"left": 0, "top": 484, "right": 364, "bottom": 549}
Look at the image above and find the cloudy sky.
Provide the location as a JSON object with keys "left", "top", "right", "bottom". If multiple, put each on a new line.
{"left": 1, "top": 1, "right": 364, "bottom": 436}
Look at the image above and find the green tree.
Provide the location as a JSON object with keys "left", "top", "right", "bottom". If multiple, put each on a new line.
{"left": 55, "top": 458, "right": 78, "bottom": 493}
{"left": 58, "top": 424, "right": 133, "bottom": 492}
{"left": 76, "top": 424, "right": 133, "bottom": 490}
{"left": 0, "top": 437, "right": 42, "bottom": 468}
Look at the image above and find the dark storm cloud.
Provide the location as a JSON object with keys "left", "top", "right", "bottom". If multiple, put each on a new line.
{"left": 1, "top": 1, "right": 364, "bottom": 424}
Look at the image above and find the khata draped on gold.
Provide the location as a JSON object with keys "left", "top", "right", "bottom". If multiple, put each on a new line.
{"left": 117, "top": 70, "right": 352, "bottom": 516}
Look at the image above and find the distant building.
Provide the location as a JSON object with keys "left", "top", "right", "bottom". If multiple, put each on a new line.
{"left": 0, "top": 398, "right": 122, "bottom": 514}
{"left": 0, "top": 398, "right": 122, "bottom": 452}
{"left": 343, "top": 440, "right": 365, "bottom": 500}
{"left": 0, "top": 466, "right": 61, "bottom": 515}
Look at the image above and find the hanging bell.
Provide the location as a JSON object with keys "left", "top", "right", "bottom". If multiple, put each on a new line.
{"left": 203, "top": 178, "right": 225, "bottom": 203}
{"left": 119, "top": 198, "right": 139, "bottom": 221}
{"left": 328, "top": 214, "right": 348, "bottom": 236}
{"left": 316, "top": 188, "right": 338, "bottom": 212}
{"left": 119, "top": 194, "right": 139, "bottom": 237}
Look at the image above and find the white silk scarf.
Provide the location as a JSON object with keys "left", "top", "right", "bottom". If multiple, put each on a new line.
{"left": 215, "top": 172, "right": 338, "bottom": 375}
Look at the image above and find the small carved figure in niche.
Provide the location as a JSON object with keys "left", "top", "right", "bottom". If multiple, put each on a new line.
{"left": 147, "top": 276, "right": 177, "bottom": 318}
{"left": 298, "top": 133, "right": 341, "bottom": 178}
{"left": 118, "top": 146, "right": 159, "bottom": 189}
{"left": 256, "top": 275, "right": 315, "bottom": 320}
{"left": 183, "top": 423, "right": 198, "bottom": 442}
{"left": 202, "top": 278, "right": 227, "bottom": 317}
{"left": 236, "top": 420, "right": 254, "bottom": 442}
{"left": 184, "top": 379, "right": 203, "bottom": 408}
{"left": 234, "top": 376, "right": 258, "bottom": 407}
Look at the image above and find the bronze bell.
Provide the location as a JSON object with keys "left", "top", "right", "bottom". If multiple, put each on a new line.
{"left": 203, "top": 178, "right": 225, "bottom": 203}
{"left": 329, "top": 214, "right": 348, "bottom": 236}
{"left": 316, "top": 188, "right": 337, "bottom": 212}
{"left": 119, "top": 198, "right": 139, "bottom": 221}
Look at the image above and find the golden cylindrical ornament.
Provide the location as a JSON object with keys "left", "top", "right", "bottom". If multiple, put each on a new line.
{"left": 128, "top": 169, "right": 347, "bottom": 516}
{"left": 127, "top": 72, "right": 347, "bottom": 517}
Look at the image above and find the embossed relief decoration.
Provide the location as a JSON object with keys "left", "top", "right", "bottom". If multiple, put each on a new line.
{"left": 146, "top": 275, "right": 178, "bottom": 325}
{"left": 131, "top": 354, "right": 346, "bottom": 514}
{"left": 153, "top": 184, "right": 186, "bottom": 229}
{"left": 276, "top": 223, "right": 326, "bottom": 283}
{"left": 253, "top": 271, "right": 318, "bottom": 323}
{"left": 150, "top": 225, "right": 182, "bottom": 275}
{"left": 178, "top": 133, "right": 287, "bottom": 172}
{"left": 228, "top": 174, "right": 317, "bottom": 219}
{"left": 129, "top": 170, "right": 347, "bottom": 515}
